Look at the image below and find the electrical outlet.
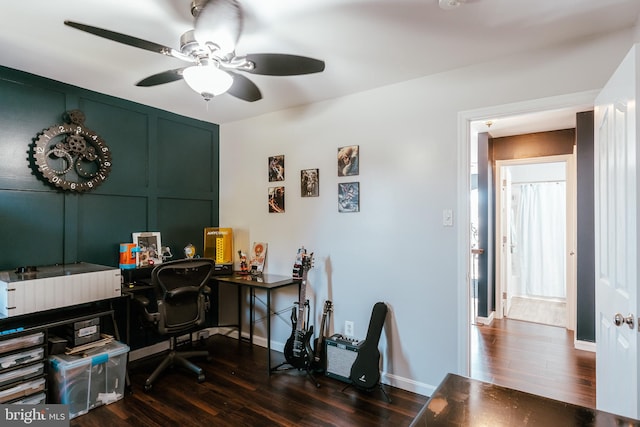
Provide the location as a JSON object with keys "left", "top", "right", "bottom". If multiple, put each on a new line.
{"left": 345, "top": 320, "right": 354, "bottom": 337}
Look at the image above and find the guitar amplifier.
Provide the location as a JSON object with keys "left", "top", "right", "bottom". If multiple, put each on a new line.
{"left": 325, "top": 334, "right": 363, "bottom": 383}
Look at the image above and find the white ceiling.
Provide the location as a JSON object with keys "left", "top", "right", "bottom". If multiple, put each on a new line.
{"left": 1, "top": 0, "right": 639, "bottom": 127}
{"left": 470, "top": 107, "right": 587, "bottom": 138}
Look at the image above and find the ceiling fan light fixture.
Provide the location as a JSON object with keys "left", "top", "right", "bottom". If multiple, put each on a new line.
{"left": 183, "top": 65, "right": 234, "bottom": 101}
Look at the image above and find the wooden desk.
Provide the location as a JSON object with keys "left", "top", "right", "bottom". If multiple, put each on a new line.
{"left": 411, "top": 373, "right": 640, "bottom": 426}
{"left": 215, "top": 274, "right": 300, "bottom": 374}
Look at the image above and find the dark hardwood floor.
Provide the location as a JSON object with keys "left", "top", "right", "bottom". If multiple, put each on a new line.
{"left": 70, "top": 334, "right": 428, "bottom": 427}
{"left": 470, "top": 318, "right": 596, "bottom": 408}
{"left": 68, "top": 318, "right": 595, "bottom": 426}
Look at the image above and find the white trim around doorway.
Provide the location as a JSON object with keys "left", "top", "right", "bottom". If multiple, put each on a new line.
{"left": 494, "top": 154, "right": 576, "bottom": 332}
{"left": 456, "top": 90, "right": 599, "bottom": 376}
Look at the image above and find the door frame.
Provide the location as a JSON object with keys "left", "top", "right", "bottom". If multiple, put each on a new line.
{"left": 456, "top": 90, "right": 598, "bottom": 375}
{"left": 494, "top": 154, "right": 577, "bottom": 332}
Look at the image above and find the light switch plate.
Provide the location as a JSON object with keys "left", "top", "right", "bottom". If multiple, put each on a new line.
{"left": 443, "top": 209, "right": 453, "bottom": 227}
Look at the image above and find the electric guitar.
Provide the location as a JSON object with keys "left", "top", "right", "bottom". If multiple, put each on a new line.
{"left": 312, "top": 300, "right": 332, "bottom": 372}
{"left": 284, "top": 248, "right": 314, "bottom": 370}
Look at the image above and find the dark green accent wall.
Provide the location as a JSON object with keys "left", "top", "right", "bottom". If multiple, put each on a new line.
{"left": 0, "top": 66, "right": 220, "bottom": 271}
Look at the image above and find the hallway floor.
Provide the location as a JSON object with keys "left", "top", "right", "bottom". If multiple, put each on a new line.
{"left": 507, "top": 296, "right": 566, "bottom": 327}
{"left": 470, "top": 318, "right": 596, "bottom": 408}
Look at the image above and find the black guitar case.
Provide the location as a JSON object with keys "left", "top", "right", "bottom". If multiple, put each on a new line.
{"left": 349, "top": 302, "right": 388, "bottom": 390}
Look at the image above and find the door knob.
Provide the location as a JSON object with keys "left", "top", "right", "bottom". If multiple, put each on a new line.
{"left": 614, "top": 313, "right": 635, "bottom": 329}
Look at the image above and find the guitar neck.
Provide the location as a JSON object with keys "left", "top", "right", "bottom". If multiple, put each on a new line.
{"left": 293, "top": 249, "right": 313, "bottom": 333}
{"left": 314, "top": 302, "right": 330, "bottom": 358}
{"left": 296, "top": 278, "right": 307, "bottom": 332}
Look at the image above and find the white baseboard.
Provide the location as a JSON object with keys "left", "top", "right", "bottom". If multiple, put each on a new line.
{"left": 574, "top": 339, "right": 596, "bottom": 352}
{"left": 128, "top": 329, "right": 431, "bottom": 397}
{"left": 381, "top": 372, "right": 433, "bottom": 397}
{"left": 129, "top": 327, "right": 219, "bottom": 362}
{"left": 229, "top": 332, "right": 431, "bottom": 396}
{"left": 476, "top": 311, "right": 495, "bottom": 326}
{"left": 129, "top": 340, "right": 169, "bottom": 362}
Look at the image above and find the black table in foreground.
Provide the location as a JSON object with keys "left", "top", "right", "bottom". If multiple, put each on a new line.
{"left": 215, "top": 273, "right": 300, "bottom": 374}
{"left": 411, "top": 373, "right": 640, "bottom": 427}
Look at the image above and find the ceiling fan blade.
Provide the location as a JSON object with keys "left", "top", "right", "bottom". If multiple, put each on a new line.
{"left": 64, "top": 21, "right": 192, "bottom": 62}
{"left": 243, "top": 54, "right": 325, "bottom": 76}
{"left": 227, "top": 72, "right": 262, "bottom": 102}
{"left": 136, "top": 68, "right": 186, "bottom": 87}
{"left": 194, "top": 0, "right": 243, "bottom": 55}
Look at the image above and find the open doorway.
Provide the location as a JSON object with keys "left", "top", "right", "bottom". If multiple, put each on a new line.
{"left": 461, "top": 92, "right": 596, "bottom": 399}
{"left": 495, "top": 157, "right": 575, "bottom": 329}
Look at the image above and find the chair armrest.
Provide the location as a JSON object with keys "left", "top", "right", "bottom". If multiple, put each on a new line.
{"left": 133, "top": 295, "right": 160, "bottom": 324}
{"left": 134, "top": 295, "right": 150, "bottom": 307}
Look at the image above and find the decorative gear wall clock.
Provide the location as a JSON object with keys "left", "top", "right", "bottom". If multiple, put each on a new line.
{"left": 32, "top": 110, "right": 112, "bottom": 192}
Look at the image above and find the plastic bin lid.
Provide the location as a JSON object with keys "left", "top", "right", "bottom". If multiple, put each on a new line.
{"left": 49, "top": 341, "right": 129, "bottom": 370}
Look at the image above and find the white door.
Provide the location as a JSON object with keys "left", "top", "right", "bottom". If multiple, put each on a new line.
{"left": 496, "top": 165, "right": 513, "bottom": 317}
{"left": 595, "top": 44, "right": 639, "bottom": 419}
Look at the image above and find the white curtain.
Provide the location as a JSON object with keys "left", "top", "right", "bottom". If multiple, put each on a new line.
{"left": 513, "top": 182, "right": 566, "bottom": 298}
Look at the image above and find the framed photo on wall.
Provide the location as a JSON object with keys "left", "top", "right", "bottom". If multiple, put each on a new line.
{"left": 268, "top": 186, "right": 285, "bottom": 212}
{"left": 132, "top": 231, "right": 163, "bottom": 265}
{"left": 269, "top": 155, "right": 285, "bottom": 182}
{"left": 337, "top": 145, "right": 359, "bottom": 176}
{"left": 338, "top": 182, "right": 360, "bottom": 213}
{"left": 301, "top": 168, "right": 319, "bottom": 197}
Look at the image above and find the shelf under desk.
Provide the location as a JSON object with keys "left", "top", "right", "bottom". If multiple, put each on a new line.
{"left": 215, "top": 274, "right": 300, "bottom": 375}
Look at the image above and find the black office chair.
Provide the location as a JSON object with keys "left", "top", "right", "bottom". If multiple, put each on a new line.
{"left": 134, "top": 258, "right": 214, "bottom": 391}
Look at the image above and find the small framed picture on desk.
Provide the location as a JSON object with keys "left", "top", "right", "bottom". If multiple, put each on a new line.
{"left": 132, "top": 232, "right": 163, "bottom": 266}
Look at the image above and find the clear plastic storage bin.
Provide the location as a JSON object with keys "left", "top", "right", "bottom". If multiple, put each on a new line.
{"left": 12, "top": 392, "right": 46, "bottom": 405}
{"left": 0, "top": 377, "right": 45, "bottom": 403}
{"left": 0, "top": 347, "right": 44, "bottom": 370}
{"left": 49, "top": 341, "right": 129, "bottom": 419}
{"left": 0, "top": 363, "right": 44, "bottom": 388}
{"left": 0, "top": 332, "right": 44, "bottom": 354}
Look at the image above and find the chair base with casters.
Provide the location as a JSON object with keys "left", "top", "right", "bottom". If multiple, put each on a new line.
{"left": 133, "top": 258, "right": 215, "bottom": 392}
{"left": 142, "top": 334, "right": 211, "bottom": 391}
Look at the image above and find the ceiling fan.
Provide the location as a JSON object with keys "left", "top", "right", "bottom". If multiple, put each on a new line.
{"left": 64, "top": 0, "right": 325, "bottom": 102}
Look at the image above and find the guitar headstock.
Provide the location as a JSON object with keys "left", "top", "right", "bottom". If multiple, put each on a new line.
{"left": 293, "top": 247, "right": 314, "bottom": 279}
{"left": 323, "top": 300, "right": 333, "bottom": 313}
{"left": 301, "top": 251, "right": 314, "bottom": 272}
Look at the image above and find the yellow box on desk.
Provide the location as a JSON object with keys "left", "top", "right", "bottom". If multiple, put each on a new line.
{"left": 203, "top": 227, "right": 233, "bottom": 264}
{"left": 49, "top": 341, "right": 129, "bottom": 419}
